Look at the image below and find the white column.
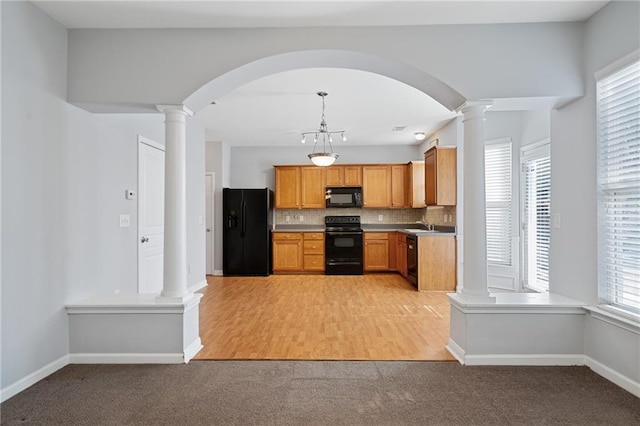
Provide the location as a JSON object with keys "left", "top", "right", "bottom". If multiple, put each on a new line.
{"left": 459, "top": 101, "right": 495, "bottom": 300}
{"left": 157, "top": 104, "right": 193, "bottom": 301}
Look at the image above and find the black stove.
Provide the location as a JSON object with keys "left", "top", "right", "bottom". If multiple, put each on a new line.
{"left": 324, "top": 216, "right": 364, "bottom": 275}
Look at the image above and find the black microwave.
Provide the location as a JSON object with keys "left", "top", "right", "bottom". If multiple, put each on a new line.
{"left": 326, "top": 187, "right": 363, "bottom": 208}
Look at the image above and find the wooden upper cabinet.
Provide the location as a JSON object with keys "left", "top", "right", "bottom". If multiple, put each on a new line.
{"left": 391, "top": 164, "right": 408, "bottom": 208}
{"left": 275, "top": 166, "right": 300, "bottom": 209}
{"left": 425, "top": 146, "right": 457, "bottom": 206}
{"left": 325, "top": 165, "right": 362, "bottom": 186}
{"left": 362, "top": 165, "right": 392, "bottom": 208}
{"left": 300, "top": 166, "right": 326, "bottom": 208}
{"left": 343, "top": 166, "right": 362, "bottom": 186}
{"left": 408, "top": 161, "right": 426, "bottom": 208}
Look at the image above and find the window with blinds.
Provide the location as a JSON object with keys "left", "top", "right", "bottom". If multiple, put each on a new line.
{"left": 485, "top": 141, "right": 513, "bottom": 267}
{"left": 521, "top": 143, "right": 550, "bottom": 292}
{"left": 597, "top": 58, "right": 640, "bottom": 316}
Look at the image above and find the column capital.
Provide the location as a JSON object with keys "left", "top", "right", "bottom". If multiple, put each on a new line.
{"left": 456, "top": 100, "right": 493, "bottom": 116}
{"left": 156, "top": 104, "right": 194, "bottom": 116}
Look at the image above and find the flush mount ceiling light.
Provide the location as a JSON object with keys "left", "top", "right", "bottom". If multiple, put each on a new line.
{"left": 301, "top": 91, "right": 345, "bottom": 167}
{"left": 414, "top": 132, "right": 427, "bottom": 141}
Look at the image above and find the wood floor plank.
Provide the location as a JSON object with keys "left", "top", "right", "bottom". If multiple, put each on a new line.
{"left": 195, "top": 273, "right": 455, "bottom": 361}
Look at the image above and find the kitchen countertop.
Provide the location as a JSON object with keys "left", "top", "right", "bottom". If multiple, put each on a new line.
{"left": 273, "top": 224, "right": 456, "bottom": 236}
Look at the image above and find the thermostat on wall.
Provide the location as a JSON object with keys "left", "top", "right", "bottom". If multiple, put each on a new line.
{"left": 125, "top": 189, "right": 137, "bottom": 200}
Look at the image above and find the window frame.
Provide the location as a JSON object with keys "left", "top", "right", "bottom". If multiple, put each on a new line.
{"left": 520, "top": 139, "right": 551, "bottom": 294}
{"left": 595, "top": 51, "right": 640, "bottom": 319}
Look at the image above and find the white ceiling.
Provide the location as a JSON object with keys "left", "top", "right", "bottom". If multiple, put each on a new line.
{"left": 34, "top": 0, "right": 609, "bottom": 147}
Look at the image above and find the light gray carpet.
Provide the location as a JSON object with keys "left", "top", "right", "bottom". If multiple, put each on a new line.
{"left": 1, "top": 361, "right": 639, "bottom": 425}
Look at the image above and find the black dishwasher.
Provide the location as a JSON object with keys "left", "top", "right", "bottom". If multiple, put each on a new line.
{"left": 407, "top": 235, "right": 418, "bottom": 286}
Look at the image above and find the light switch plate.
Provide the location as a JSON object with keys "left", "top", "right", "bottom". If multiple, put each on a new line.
{"left": 119, "top": 214, "right": 131, "bottom": 227}
{"left": 553, "top": 213, "right": 561, "bottom": 228}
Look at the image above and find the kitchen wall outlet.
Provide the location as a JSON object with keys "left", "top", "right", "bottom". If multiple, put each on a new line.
{"left": 119, "top": 214, "right": 130, "bottom": 227}
{"left": 125, "top": 189, "right": 136, "bottom": 200}
{"left": 299, "top": 215, "right": 304, "bottom": 222}
{"left": 285, "top": 215, "right": 290, "bottom": 222}
{"left": 553, "top": 213, "right": 562, "bottom": 228}
{"left": 378, "top": 214, "right": 384, "bottom": 222}
{"left": 188, "top": 264, "right": 192, "bottom": 274}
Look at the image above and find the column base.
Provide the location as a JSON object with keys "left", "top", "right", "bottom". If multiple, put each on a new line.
{"left": 156, "top": 293, "right": 195, "bottom": 304}
{"left": 450, "top": 292, "right": 496, "bottom": 304}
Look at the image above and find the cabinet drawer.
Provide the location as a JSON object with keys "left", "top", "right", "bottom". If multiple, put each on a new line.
{"left": 272, "top": 232, "right": 302, "bottom": 241}
{"left": 304, "top": 254, "right": 325, "bottom": 271}
{"left": 364, "top": 232, "right": 389, "bottom": 240}
{"left": 303, "top": 240, "right": 324, "bottom": 254}
{"left": 303, "top": 232, "right": 324, "bottom": 241}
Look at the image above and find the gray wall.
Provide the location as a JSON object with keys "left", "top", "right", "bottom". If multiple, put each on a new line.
{"left": 1, "top": 1, "right": 205, "bottom": 389}
{"left": 229, "top": 145, "right": 423, "bottom": 189}
{"left": 551, "top": 0, "right": 640, "bottom": 385}
{"left": 551, "top": 0, "right": 639, "bottom": 304}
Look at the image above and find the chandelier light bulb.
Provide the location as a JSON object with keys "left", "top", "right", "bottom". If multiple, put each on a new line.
{"left": 342, "top": 133, "right": 347, "bottom": 142}
{"left": 301, "top": 135, "right": 306, "bottom": 144}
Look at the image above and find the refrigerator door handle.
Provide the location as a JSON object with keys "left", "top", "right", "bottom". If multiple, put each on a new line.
{"left": 241, "top": 201, "right": 247, "bottom": 237}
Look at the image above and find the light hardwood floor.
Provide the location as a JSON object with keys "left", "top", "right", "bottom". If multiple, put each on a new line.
{"left": 195, "top": 273, "right": 455, "bottom": 361}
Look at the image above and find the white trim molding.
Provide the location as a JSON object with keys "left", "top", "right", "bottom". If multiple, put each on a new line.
{"left": 188, "top": 279, "right": 207, "bottom": 293}
{"left": 585, "top": 356, "right": 640, "bottom": 398}
{"left": 0, "top": 355, "right": 69, "bottom": 403}
{"left": 69, "top": 353, "right": 185, "bottom": 364}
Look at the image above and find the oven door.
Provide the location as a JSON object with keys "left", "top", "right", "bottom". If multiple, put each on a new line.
{"left": 325, "top": 231, "right": 363, "bottom": 260}
{"left": 406, "top": 235, "right": 417, "bottom": 286}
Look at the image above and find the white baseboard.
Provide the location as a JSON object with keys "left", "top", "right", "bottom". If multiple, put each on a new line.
{"left": 189, "top": 280, "right": 207, "bottom": 293}
{"left": 585, "top": 356, "right": 640, "bottom": 398}
{"left": 446, "top": 339, "right": 465, "bottom": 364}
{"left": 68, "top": 353, "right": 185, "bottom": 364}
{"left": 213, "top": 269, "right": 223, "bottom": 276}
{"left": 184, "top": 338, "right": 203, "bottom": 362}
{"left": 0, "top": 355, "right": 69, "bottom": 403}
{"left": 462, "top": 354, "right": 585, "bottom": 366}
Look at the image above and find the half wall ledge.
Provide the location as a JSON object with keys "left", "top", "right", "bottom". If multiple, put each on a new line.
{"left": 446, "top": 292, "right": 586, "bottom": 366}
{"left": 65, "top": 293, "right": 203, "bottom": 364}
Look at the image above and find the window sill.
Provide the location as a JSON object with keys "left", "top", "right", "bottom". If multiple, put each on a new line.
{"left": 583, "top": 305, "right": 640, "bottom": 335}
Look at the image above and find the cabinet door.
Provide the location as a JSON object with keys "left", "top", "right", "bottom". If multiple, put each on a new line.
{"left": 275, "top": 166, "right": 300, "bottom": 209}
{"left": 272, "top": 234, "right": 303, "bottom": 271}
{"left": 343, "top": 166, "right": 362, "bottom": 186}
{"left": 398, "top": 236, "right": 408, "bottom": 277}
{"left": 425, "top": 147, "right": 457, "bottom": 206}
{"left": 362, "top": 166, "right": 391, "bottom": 208}
{"left": 408, "top": 161, "right": 426, "bottom": 208}
{"left": 300, "top": 166, "right": 326, "bottom": 208}
{"left": 388, "top": 232, "right": 397, "bottom": 271}
{"left": 391, "top": 164, "right": 408, "bottom": 208}
{"left": 325, "top": 167, "right": 343, "bottom": 186}
{"left": 424, "top": 150, "right": 437, "bottom": 206}
{"left": 437, "top": 148, "right": 457, "bottom": 206}
{"left": 364, "top": 233, "right": 389, "bottom": 271}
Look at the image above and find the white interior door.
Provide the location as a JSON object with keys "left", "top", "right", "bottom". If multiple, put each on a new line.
{"left": 205, "top": 173, "right": 215, "bottom": 275}
{"left": 138, "top": 136, "right": 165, "bottom": 294}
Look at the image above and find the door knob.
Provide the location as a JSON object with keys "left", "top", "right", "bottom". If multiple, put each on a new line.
{"left": 206, "top": 228, "right": 211, "bottom": 232}
{"left": 141, "top": 237, "right": 149, "bottom": 243}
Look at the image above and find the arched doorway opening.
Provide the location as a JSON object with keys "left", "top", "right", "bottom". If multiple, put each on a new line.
{"left": 188, "top": 49, "right": 466, "bottom": 361}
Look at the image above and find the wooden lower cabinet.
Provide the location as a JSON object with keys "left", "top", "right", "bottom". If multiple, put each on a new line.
{"left": 302, "top": 233, "right": 324, "bottom": 272}
{"left": 272, "top": 233, "right": 303, "bottom": 272}
{"left": 364, "top": 232, "right": 389, "bottom": 271}
{"left": 396, "top": 233, "right": 407, "bottom": 277}
{"left": 417, "top": 236, "right": 456, "bottom": 291}
{"left": 273, "top": 232, "right": 324, "bottom": 273}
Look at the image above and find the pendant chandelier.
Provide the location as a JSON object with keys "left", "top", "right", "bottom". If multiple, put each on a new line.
{"left": 301, "top": 91, "right": 346, "bottom": 167}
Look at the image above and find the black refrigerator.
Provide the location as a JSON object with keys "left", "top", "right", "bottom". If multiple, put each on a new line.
{"left": 223, "top": 188, "right": 273, "bottom": 276}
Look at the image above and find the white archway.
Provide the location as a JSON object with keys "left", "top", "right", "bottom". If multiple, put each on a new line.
{"left": 183, "top": 49, "right": 466, "bottom": 113}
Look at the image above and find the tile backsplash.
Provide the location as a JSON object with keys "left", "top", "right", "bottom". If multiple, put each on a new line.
{"left": 275, "top": 206, "right": 456, "bottom": 226}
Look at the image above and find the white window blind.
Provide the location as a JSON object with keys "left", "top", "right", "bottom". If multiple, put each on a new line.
{"left": 521, "top": 144, "right": 551, "bottom": 292}
{"left": 597, "top": 59, "right": 640, "bottom": 316}
{"left": 485, "top": 142, "right": 513, "bottom": 267}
